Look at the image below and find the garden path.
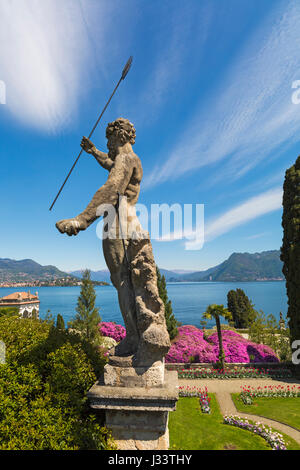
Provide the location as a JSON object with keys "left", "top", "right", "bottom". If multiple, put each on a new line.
{"left": 179, "top": 378, "right": 300, "bottom": 444}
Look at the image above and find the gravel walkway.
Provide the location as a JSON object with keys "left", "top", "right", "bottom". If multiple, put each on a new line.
{"left": 179, "top": 378, "right": 300, "bottom": 445}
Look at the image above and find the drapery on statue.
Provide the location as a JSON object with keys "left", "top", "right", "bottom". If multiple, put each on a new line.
{"left": 56, "top": 118, "right": 170, "bottom": 366}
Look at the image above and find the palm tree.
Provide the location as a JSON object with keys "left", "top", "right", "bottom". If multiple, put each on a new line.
{"left": 202, "top": 304, "right": 232, "bottom": 371}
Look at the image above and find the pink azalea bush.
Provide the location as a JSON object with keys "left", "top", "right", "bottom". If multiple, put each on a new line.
{"left": 99, "top": 322, "right": 279, "bottom": 364}
{"left": 99, "top": 322, "right": 126, "bottom": 343}
{"left": 165, "top": 325, "right": 217, "bottom": 363}
{"left": 165, "top": 326, "right": 279, "bottom": 364}
{"left": 206, "top": 330, "right": 279, "bottom": 363}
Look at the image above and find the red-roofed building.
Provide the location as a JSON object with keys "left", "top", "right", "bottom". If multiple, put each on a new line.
{"left": 0, "top": 291, "right": 40, "bottom": 318}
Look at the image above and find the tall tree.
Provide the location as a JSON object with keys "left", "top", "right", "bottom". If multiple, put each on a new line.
{"left": 281, "top": 155, "right": 300, "bottom": 346}
{"left": 68, "top": 270, "right": 101, "bottom": 342}
{"left": 227, "top": 288, "right": 256, "bottom": 328}
{"left": 202, "top": 304, "right": 232, "bottom": 371}
{"left": 156, "top": 267, "right": 179, "bottom": 340}
{"left": 56, "top": 313, "right": 65, "bottom": 330}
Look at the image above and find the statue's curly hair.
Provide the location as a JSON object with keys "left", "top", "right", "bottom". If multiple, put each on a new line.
{"left": 106, "top": 117, "right": 136, "bottom": 145}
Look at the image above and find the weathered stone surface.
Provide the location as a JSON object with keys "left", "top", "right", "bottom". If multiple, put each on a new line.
{"left": 87, "top": 370, "right": 178, "bottom": 411}
{"left": 88, "top": 370, "right": 178, "bottom": 450}
{"left": 56, "top": 118, "right": 170, "bottom": 367}
{"left": 104, "top": 359, "right": 165, "bottom": 388}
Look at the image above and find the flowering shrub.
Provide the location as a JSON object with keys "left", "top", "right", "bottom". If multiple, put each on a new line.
{"left": 179, "top": 386, "right": 211, "bottom": 413}
{"left": 99, "top": 322, "right": 280, "bottom": 364}
{"left": 99, "top": 322, "right": 126, "bottom": 343}
{"left": 240, "top": 385, "right": 300, "bottom": 404}
{"left": 178, "top": 367, "right": 291, "bottom": 379}
{"left": 224, "top": 415, "right": 287, "bottom": 450}
{"left": 165, "top": 326, "right": 217, "bottom": 363}
{"left": 206, "top": 330, "right": 279, "bottom": 363}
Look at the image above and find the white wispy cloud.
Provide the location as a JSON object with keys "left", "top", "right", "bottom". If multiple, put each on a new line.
{"left": 155, "top": 187, "right": 282, "bottom": 248}
{"left": 188, "top": 187, "right": 283, "bottom": 249}
{"left": 245, "top": 232, "right": 268, "bottom": 240}
{"left": 0, "top": 0, "right": 108, "bottom": 132}
{"left": 144, "top": 0, "right": 300, "bottom": 188}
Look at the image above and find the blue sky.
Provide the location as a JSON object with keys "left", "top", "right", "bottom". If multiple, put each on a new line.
{"left": 0, "top": 0, "right": 300, "bottom": 272}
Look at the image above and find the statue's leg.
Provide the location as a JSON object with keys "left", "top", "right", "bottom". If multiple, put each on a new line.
{"left": 128, "top": 236, "right": 171, "bottom": 366}
{"left": 103, "top": 237, "right": 139, "bottom": 355}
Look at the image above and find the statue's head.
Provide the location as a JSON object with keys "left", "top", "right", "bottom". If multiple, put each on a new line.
{"left": 106, "top": 118, "right": 136, "bottom": 147}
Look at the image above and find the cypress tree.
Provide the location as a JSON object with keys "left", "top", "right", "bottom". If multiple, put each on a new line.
{"left": 68, "top": 269, "right": 101, "bottom": 342}
{"left": 227, "top": 288, "right": 256, "bottom": 328}
{"left": 281, "top": 156, "right": 300, "bottom": 346}
{"left": 227, "top": 290, "right": 239, "bottom": 326}
{"left": 156, "top": 267, "right": 179, "bottom": 340}
{"left": 56, "top": 314, "right": 65, "bottom": 330}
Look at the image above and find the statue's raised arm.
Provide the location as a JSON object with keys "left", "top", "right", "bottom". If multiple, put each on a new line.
{"left": 81, "top": 136, "right": 114, "bottom": 171}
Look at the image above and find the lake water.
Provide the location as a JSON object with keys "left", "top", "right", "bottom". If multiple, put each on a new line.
{"left": 0, "top": 281, "right": 288, "bottom": 328}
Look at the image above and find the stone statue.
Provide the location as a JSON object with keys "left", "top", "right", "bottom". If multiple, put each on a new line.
{"left": 56, "top": 118, "right": 170, "bottom": 367}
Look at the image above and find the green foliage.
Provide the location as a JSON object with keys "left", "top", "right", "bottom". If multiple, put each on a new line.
{"left": 56, "top": 313, "right": 65, "bottom": 330}
{"left": 46, "top": 343, "right": 96, "bottom": 409}
{"left": 202, "top": 304, "right": 232, "bottom": 323}
{"left": 156, "top": 267, "right": 180, "bottom": 340}
{"left": 249, "top": 311, "right": 292, "bottom": 361}
{"left": 0, "top": 316, "right": 113, "bottom": 450}
{"left": 281, "top": 156, "right": 300, "bottom": 346}
{"left": 0, "top": 307, "right": 19, "bottom": 318}
{"left": 68, "top": 269, "right": 101, "bottom": 342}
{"left": 227, "top": 289, "right": 257, "bottom": 328}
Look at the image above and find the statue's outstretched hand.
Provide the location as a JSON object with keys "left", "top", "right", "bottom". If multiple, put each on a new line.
{"left": 56, "top": 217, "right": 87, "bottom": 236}
{"left": 81, "top": 136, "right": 95, "bottom": 154}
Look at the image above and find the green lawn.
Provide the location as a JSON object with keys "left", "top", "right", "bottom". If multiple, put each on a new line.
{"left": 169, "top": 396, "right": 300, "bottom": 450}
{"left": 169, "top": 396, "right": 269, "bottom": 450}
{"left": 232, "top": 394, "right": 300, "bottom": 431}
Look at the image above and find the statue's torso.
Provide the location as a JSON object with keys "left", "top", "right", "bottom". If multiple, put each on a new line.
{"left": 113, "top": 151, "right": 143, "bottom": 206}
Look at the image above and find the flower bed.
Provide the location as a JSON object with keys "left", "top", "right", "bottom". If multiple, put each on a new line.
{"left": 223, "top": 415, "right": 287, "bottom": 450}
{"left": 240, "top": 385, "right": 300, "bottom": 404}
{"left": 179, "top": 386, "right": 211, "bottom": 413}
{"left": 178, "top": 367, "right": 292, "bottom": 380}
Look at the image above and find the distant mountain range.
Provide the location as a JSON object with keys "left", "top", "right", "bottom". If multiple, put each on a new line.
{"left": 170, "top": 250, "right": 284, "bottom": 282}
{"left": 71, "top": 269, "right": 111, "bottom": 283}
{"left": 0, "top": 250, "right": 283, "bottom": 285}
{"left": 70, "top": 250, "right": 284, "bottom": 283}
{"left": 0, "top": 258, "right": 72, "bottom": 283}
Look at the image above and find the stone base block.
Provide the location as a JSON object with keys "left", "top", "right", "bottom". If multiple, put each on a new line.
{"left": 105, "top": 410, "right": 169, "bottom": 450}
{"left": 87, "top": 370, "right": 178, "bottom": 450}
{"left": 104, "top": 359, "right": 165, "bottom": 388}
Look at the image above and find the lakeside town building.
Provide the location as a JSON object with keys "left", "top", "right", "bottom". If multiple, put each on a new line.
{"left": 0, "top": 291, "right": 40, "bottom": 318}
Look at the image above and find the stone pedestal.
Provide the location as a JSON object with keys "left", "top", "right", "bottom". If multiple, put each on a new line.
{"left": 87, "top": 359, "right": 178, "bottom": 450}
